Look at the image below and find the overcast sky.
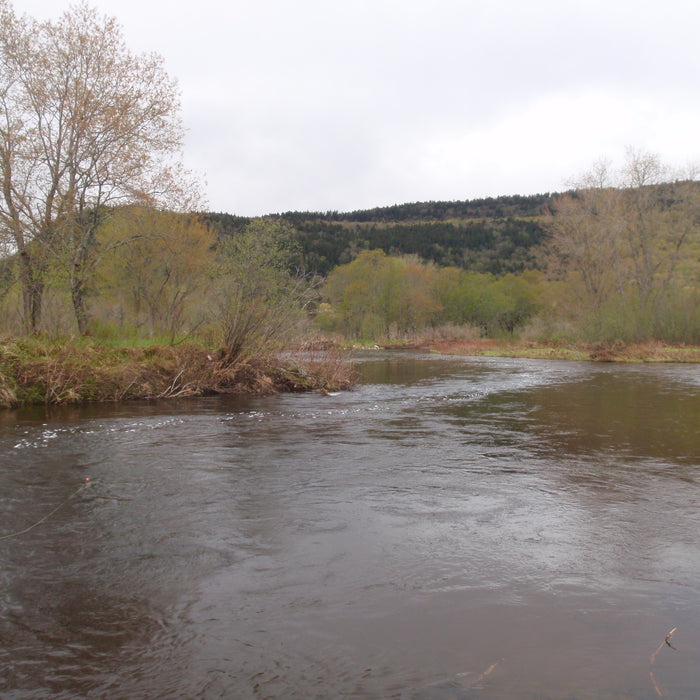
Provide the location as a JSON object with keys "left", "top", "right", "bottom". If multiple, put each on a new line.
{"left": 9, "top": 0, "right": 700, "bottom": 216}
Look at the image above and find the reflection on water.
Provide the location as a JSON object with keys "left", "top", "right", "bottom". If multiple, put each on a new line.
{"left": 1, "top": 352, "right": 699, "bottom": 699}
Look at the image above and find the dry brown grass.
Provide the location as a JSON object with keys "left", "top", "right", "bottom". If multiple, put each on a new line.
{"left": 588, "top": 340, "right": 700, "bottom": 362}
{"left": 281, "top": 341, "right": 358, "bottom": 392}
{"left": 0, "top": 337, "right": 357, "bottom": 407}
{"left": 0, "top": 369, "right": 17, "bottom": 408}
{"left": 425, "top": 338, "right": 700, "bottom": 363}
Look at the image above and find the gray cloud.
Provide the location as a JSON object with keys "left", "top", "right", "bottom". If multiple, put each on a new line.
{"left": 12, "top": 0, "right": 700, "bottom": 214}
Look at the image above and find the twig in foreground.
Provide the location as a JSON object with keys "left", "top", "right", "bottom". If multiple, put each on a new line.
{"left": 651, "top": 626, "right": 678, "bottom": 665}
{"left": 468, "top": 658, "right": 504, "bottom": 687}
{"left": 650, "top": 626, "right": 678, "bottom": 698}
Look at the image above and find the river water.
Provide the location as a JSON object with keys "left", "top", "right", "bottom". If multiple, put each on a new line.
{"left": 1, "top": 351, "right": 699, "bottom": 699}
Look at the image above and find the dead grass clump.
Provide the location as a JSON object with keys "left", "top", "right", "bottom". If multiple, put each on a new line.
{"left": 589, "top": 340, "right": 627, "bottom": 361}
{"left": 425, "top": 336, "right": 700, "bottom": 363}
{"left": 127, "top": 345, "right": 218, "bottom": 399}
{"left": 588, "top": 340, "right": 700, "bottom": 362}
{"left": 0, "top": 336, "right": 358, "bottom": 407}
{"left": 227, "top": 360, "right": 279, "bottom": 394}
{"left": 428, "top": 338, "right": 499, "bottom": 355}
{"left": 0, "top": 340, "right": 217, "bottom": 405}
{"left": 281, "top": 344, "right": 358, "bottom": 392}
{"left": 0, "top": 370, "right": 17, "bottom": 408}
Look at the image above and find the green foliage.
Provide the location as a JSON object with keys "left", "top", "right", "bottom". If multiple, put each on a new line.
{"left": 323, "top": 250, "right": 396, "bottom": 337}
{"left": 213, "top": 219, "right": 317, "bottom": 363}
{"left": 98, "top": 207, "right": 216, "bottom": 341}
{"left": 576, "top": 289, "right": 700, "bottom": 345}
{"left": 2, "top": 149, "right": 699, "bottom": 352}
{"left": 435, "top": 270, "right": 541, "bottom": 337}
{"left": 281, "top": 193, "right": 552, "bottom": 222}
{"left": 204, "top": 202, "right": 547, "bottom": 277}
{"left": 491, "top": 272, "right": 542, "bottom": 335}
{"left": 322, "top": 250, "right": 539, "bottom": 340}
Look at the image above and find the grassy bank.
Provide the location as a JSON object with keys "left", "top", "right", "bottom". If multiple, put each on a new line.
{"left": 424, "top": 338, "right": 700, "bottom": 363}
{"left": 3, "top": 334, "right": 697, "bottom": 409}
{"left": 329, "top": 325, "right": 700, "bottom": 362}
{"left": 0, "top": 337, "right": 356, "bottom": 408}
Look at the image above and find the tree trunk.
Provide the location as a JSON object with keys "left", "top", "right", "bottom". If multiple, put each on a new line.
{"left": 71, "top": 275, "right": 89, "bottom": 335}
{"left": 18, "top": 250, "right": 44, "bottom": 334}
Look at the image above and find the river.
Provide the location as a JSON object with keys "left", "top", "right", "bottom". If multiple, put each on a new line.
{"left": 1, "top": 351, "right": 699, "bottom": 699}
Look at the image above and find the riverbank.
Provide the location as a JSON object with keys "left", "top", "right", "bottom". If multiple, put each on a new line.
{"left": 2, "top": 335, "right": 698, "bottom": 408}
{"left": 421, "top": 338, "right": 700, "bottom": 362}
{"left": 0, "top": 337, "right": 356, "bottom": 408}
{"left": 340, "top": 332, "right": 700, "bottom": 362}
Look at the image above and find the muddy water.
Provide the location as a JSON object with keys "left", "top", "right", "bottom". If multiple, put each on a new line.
{"left": 1, "top": 352, "right": 699, "bottom": 699}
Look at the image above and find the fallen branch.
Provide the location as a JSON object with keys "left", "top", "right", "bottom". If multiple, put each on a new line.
{"left": 651, "top": 626, "right": 678, "bottom": 665}
{"left": 0, "top": 479, "right": 91, "bottom": 540}
{"left": 649, "top": 626, "right": 678, "bottom": 698}
{"left": 468, "top": 658, "right": 503, "bottom": 687}
{"left": 158, "top": 367, "right": 186, "bottom": 398}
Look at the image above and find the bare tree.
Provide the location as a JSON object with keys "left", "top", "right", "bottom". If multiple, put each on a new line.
{"left": 545, "top": 150, "right": 700, "bottom": 338}
{"left": 618, "top": 149, "right": 698, "bottom": 307}
{"left": 0, "top": 1, "right": 199, "bottom": 334}
{"left": 544, "top": 162, "right": 625, "bottom": 314}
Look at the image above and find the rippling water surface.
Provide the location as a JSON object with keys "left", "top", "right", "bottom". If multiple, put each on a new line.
{"left": 1, "top": 352, "right": 699, "bottom": 699}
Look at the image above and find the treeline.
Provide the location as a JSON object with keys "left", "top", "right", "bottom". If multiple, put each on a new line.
{"left": 280, "top": 193, "right": 554, "bottom": 222}
{"left": 0, "top": 209, "right": 316, "bottom": 359}
{"left": 2, "top": 104, "right": 699, "bottom": 350}
{"left": 313, "top": 152, "right": 700, "bottom": 344}
{"left": 204, "top": 206, "right": 546, "bottom": 276}
{"left": 2, "top": 0, "right": 697, "bottom": 363}
{"left": 2, "top": 170, "right": 699, "bottom": 348}
{"left": 319, "top": 250, "right": 541, "bottom": 339}
{"left": 545, "top": 154, "right": 700, "bottom": 344}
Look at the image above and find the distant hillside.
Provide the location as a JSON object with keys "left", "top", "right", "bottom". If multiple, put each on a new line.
{"left": 284, "top": 192, "right": 553, "bottom": 223}
{"left": 204, "top": 192, "right": 556, "bottom": 276}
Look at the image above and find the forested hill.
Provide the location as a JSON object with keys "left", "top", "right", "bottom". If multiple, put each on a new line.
{"left": 284, "top": 192, "right": 553, "bottom": 223}
{"left": 204, "top": 192, "right": 556, "bottom": 276}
